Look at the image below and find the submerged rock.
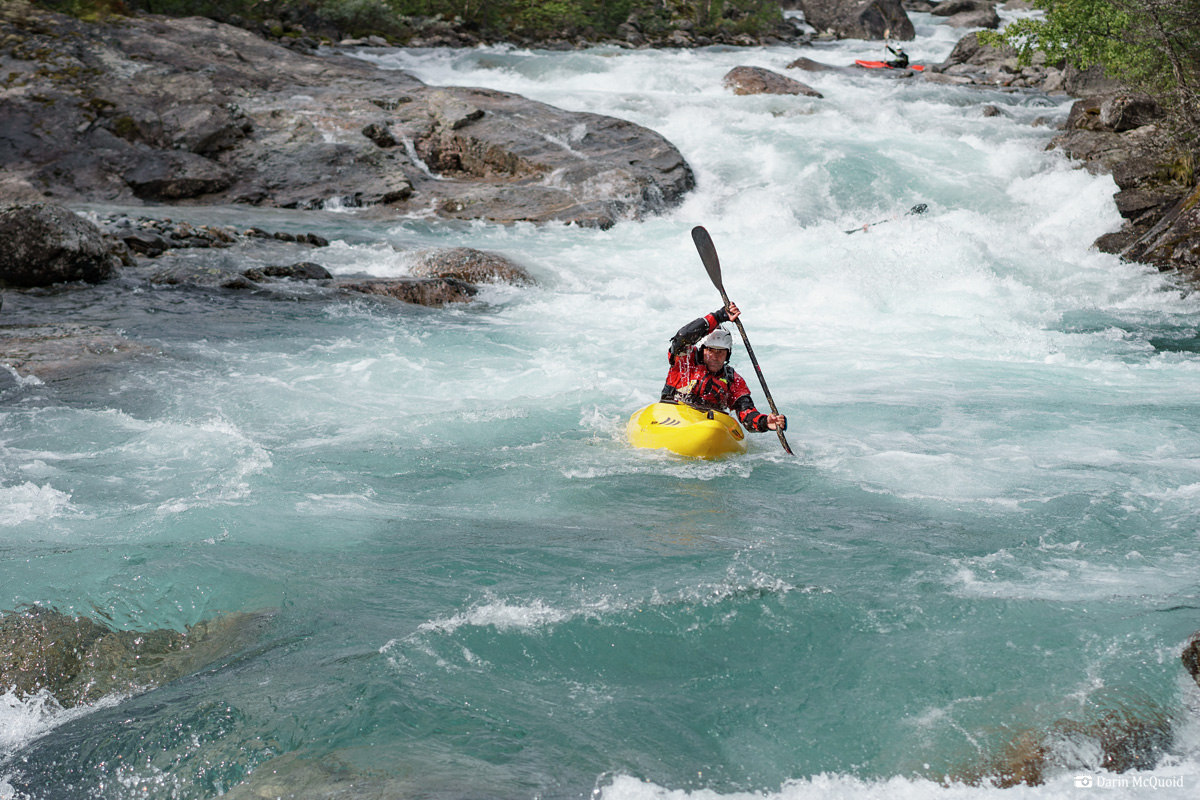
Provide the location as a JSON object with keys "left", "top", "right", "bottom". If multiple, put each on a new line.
{"left": 0, "top": 606, "right": 272, "bottom": 708}
{"left": 0, "top": 323, "right": 154, "bottom": 381}
{"left": 0, "top": 204, "right": 118, "bottom": 287}
{"left": 953, "top": 693, "right": 1173, "bottom": 787}
{"left": 1183, "top": 632, "right": 1200, "bottom": 685}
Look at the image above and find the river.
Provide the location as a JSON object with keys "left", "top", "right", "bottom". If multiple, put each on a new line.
{"left": 2, "top": 11, "right": 1199, "bottom": 800}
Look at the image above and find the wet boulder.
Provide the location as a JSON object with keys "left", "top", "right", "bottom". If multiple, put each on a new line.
{"left": 954, "top": 693, "right": 1172, "bottom": 787}
{"left": 0, "top": 606, "right": 272, "bottom": 708}
{"left": 1184, "top": 631, "right": 1200, "bottom": 685}
{"left": 334, "top": 277, "right": 478, "bottom": 306}
{"left": 0, "top": 204, "right": 118, "bottom": 287}
{"left": 410, "top": 247, "right": 535, "bottom": 285}
{"left": 257, "top": 262, "right": 334, "bottom": 280}
{"left": 150, "top": 265, "right": 263, "bottom": 290}
{"left": 785, "top": 56, "right": 844, "bottom": 73}
{"left": 723, "top": 67, "right": 824, "bottom": 97}
{"left": 798, "top": 0, "right": 915, "bottom": 41}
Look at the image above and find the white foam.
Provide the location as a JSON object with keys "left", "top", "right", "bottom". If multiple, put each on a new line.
{"left": 0, "top": 482, "right": 74, "bottom": 525}
{"left": 417, "top": 598, "right": 576, "bottom": 634}
{"left": 595, "top": 767, "right": 1200, "bottom": 800}
{"left": 0, "top": 687, "right": 122, "bottom": 786}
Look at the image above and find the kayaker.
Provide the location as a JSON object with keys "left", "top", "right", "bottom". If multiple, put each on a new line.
{"left": 885, "top": 45, "right": 909, "bottom": 69}
{"left": 661, "top": 303, "right": 786, "bottom": 433}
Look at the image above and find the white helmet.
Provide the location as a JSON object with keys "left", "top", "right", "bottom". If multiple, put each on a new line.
{"left": 701, "top": 327, "right": 733, "bottom": 350}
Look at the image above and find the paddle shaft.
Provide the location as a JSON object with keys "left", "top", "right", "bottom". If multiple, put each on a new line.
{"left": 845, "top": 202, "right": 927, "bottom": 234}
{"left": 691, "top": 227, "right": 793, "bottom": 456}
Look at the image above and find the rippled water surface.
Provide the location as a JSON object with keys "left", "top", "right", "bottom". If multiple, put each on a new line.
{"left": 3, "top": 12, "right": 1200, "bottom": 800}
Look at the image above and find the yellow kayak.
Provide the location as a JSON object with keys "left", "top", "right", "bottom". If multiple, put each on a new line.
{"left": 626, "top": 402, "right": 747, "bottom": 459}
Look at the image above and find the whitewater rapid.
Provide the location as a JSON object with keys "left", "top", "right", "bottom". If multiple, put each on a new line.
{"left": 4, "top": 10, "right": 1200, "bottom": 800}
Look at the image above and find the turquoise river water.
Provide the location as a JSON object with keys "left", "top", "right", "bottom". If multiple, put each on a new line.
{"left": 3, "top": 11, "right": 1200, "bottom": 800}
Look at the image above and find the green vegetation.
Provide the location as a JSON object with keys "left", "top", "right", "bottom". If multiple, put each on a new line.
{"left": 981, "top": 0, "right": 1200, "bottom": 133}
{"left": 29, "top": 0, "right": 784, "bottom": 43}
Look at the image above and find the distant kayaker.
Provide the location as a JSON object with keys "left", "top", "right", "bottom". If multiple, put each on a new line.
{"left": 661, "top": 303, "right": 786, "bottom": 433}
{"left": 885, "top": 45, "right": 909, "bottom": 69}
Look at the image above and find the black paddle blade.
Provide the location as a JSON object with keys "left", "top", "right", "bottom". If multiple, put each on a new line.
{"left": 691, "top": 226, "right": 725, "bottom": 296}
{"left": 908, "top": 203, "right": 928, "bottom": 215}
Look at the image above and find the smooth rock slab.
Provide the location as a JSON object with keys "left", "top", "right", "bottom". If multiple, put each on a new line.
{"left": 723, "top": 66, "right": 824, "bottom": 97}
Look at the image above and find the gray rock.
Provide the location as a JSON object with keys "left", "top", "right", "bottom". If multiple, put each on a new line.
{"left": 942, "top": 8, "right": 1001, "bottom": 28}
{"left": 1185, "top": 631, "right": 1200, "bottom": 686}
{"left": 120, "top": 230, "right": 172, "bottom": 256}
{"left": 1063, "top": 94, "right": 1164, "bottom": 136}
{"left": 260, "top": 262, "right": 334, "bottom": 280}
{"left": 1122, "top": 183, "right": 1200, "bottom": 271}
{"left": 930, "top": 0, "right": 993, "bottom": 16}
{"left": 362, "top": 121, "right": 399, "bottom": 147}
{"left": 1113, "top": 186, "right": 1179, "bottom": 219}
{"left": 334, "top": 277, "right": 479, "bottom": 307}
{"left": 123, "top": 151, "right": 235, "bottom": 201}
{"left": 785, "top": 57, "right": 848, "bottom": 73}
{"left": 723, "top": 66, "right": 824, "bottom": 97}
{"left": 409, "top": 247, "right": 534, "bottom": 285}
{"left": 0, "top": 323, "right": 153, "bottom": 380}
{"left": 1099, "top": 94, "right": 1162, "bottom": 132}
{"left": 799, "top": 0, "right": 915, "bottom": 40}
{"left": 151, "top": 264, "right": 255, "bottom": 288}
{"left": 1049, "top": 125, "right": 1165, "bottom": 175}
{"left": 0, "top": 204, "right": 117, "bottom": 287}
{"left": 426, "top": 90, "right": 485, "bottom": 130}
{"left": 160, "top": 104, "right": 249, "bottom": 155}
{"left": 941, "top": 31, "right": 1016, "bottom": 68}
{"left": 1, "top": 12, "right": 693, "bottom": 228}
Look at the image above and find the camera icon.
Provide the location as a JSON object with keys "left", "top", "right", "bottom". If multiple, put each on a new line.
{"left": 1075, "top": 775, "right": 1094, "bottom": 788}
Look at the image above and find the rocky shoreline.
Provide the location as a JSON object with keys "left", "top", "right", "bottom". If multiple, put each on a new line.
{"left": 2, "top": 3, "right": 1198, "bottom": 383}
{"left": 1, "top": 2, "right": 1197, "bottom": 385}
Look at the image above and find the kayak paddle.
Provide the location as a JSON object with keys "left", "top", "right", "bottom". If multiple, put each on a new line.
{"left": 845, "top": 202, "right": 928, "bottom": 234}
{"left": 690, "top": 226, "right": 794, "bottom": 456}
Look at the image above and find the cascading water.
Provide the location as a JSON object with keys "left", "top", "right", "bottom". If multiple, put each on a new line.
{"left": 3, "top": 11, "right": 1200, "bottom": 800}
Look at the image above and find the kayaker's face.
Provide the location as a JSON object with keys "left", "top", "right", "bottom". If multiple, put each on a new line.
{"left": 703, "top": 347, "right": 729, "bottom": 373}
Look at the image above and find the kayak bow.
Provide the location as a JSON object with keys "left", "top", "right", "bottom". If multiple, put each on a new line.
{"left": 627, "top": 402, "right": 748, "bottom": 459}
